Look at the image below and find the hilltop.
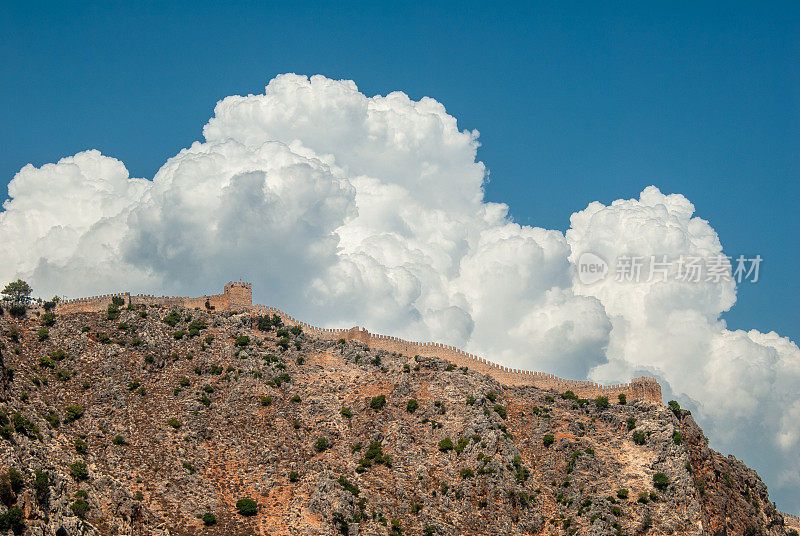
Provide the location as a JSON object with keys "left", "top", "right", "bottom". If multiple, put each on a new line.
{"left": 0, "top": 292, "right": 796, "bottom": 535}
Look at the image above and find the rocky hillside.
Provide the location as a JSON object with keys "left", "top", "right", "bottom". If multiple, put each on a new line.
{"left": 0, "top": 303, "right": 795, "bottom": 535}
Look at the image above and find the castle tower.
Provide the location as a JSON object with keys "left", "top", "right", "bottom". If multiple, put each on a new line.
{"left": 224, "top": 281, "right": 252, "bottom": 310}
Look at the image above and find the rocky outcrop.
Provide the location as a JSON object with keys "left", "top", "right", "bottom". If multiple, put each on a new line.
{"left": 0, "top": 304, "right": 793, "bottom": 535}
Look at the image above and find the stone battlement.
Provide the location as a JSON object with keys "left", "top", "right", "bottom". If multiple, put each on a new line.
{"left": 783, "top": 512, "right": 800, "bottom": 531}
{"left": 56, "top": 282, "right": 661, "bottom": 403}
{"left": 56, "top": 281, "right": 253, "bottom": 314}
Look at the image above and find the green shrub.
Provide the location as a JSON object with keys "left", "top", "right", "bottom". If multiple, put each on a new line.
{"left": 438, "top": 437, "right": 454, "bottom": 452}
{"left": 55, "top": 369, "right": 70, "bottom": 381}
{"left": 618, "top": 393, "right": 627, "bottom": 405}
{"left": 235, "top": 335, "right": 250, "bottom": 347}
{"left": 466, "top": 395, "right": 475, "bottom": 406}
{"left": 486, "top": 392, "right": 497, "bottom": 402}
{"left": 370, "top": 394, "right": 386, "bottom": 411}
{"left": 202, "top": 512, "right": 216, "bottom": 525}
{"left": 11, "top": 412, "right": 39, "bottom": 437}
{"left": 50, "top": 348, "right": 67, "bottom": 361}
{"left": 290, "top": 394, "right": 301, "bottom": 403}
{"left": 74, "top": 438, "right": 88, "bottom": 455}
{"left": 638, "top": 491, "right": 649, "bottom": 503}
{"left": 64, "top": 404, "right": 84, "bottom": 423}
{"left": 112, "top": 435, "right": 128, "bottom": 446}
{"left": 493, "top": 405, "right": 507, "bottom": 419}
{"left": 111, "top": 296, "right": 125, "bottom": 307}
{"left": 314, "top": 437, "right": 330, "bottom": 453}
{"left": 595, "top": 396, "right": 609, "bottom": 409}
{"left": 459, "top": 468, "right": 474, "bottom": 479}
{"left": 33, "top": 469, "right": 49, "bottom": 502}
{"left": 173, "top": 330, "right": 185, "bottom": 340}
{"left": 179, "top": 377, "right": 190, "bottom": 387}
{"left": 188, "top": 320, "right": 207, "bottom": 332}
{"left": 163, "top": 310, "right": 180, "bottom": 327}
{"left": 70, "top": 461, "right": 88, "bottom": 481}
{"left": 40, "top": 312, "right": 56, "bottom": 326}
{"left": 45, "top": 411, "right": 60, "bottom": 429}
{"left": 653, "top": 472, "right": 670, "bottom": 491}
{"left": 672, "top": 430, "right": 683, "bottom": 445}
{"left": 260, "top": 395, "right": 273, "bottom": 406}
{"left": 617, "top": 489, "right": 629, "bottom": 499}
{"left": 127, "top": 380, "right": 140, "bottom": 391}
{"left": 198, "top": 396, "right": 211, "bottom": 407}
{"left": 277, "top": 337, "right": 290, "bottom": 350}
{"left": 455, "top": 437, "right": 470, "bottom": 455}
{"left": 543, "top": 434, "right": 555, "bottom": 447}
{"left": 289, "top": 471, "right": 299, "bottom": 483}
{"left": 668, "top": 400, "right": 681, "bottom": 416}
{"left": 38, "top": 356, "right": 55, "bottom": 368}
{"left": 561, "top": 390, "right": 578, "bottom": 400}
{"left": 71, "top": 498, "right": 91, "bottom": 519}
{"left": 406, "top": 399, "right": 418, "bottom": 413}
{"left": 341, "top": 407, "right": 353, "bottom": 418}
{"left": 627, "top": 416, "right": 636, "bottom": 430}
{"left": 338, "top": 476, "right": 360, "bottom": 496}
{"left": 236, "top": 498, "right": 258, "bottom": 516}
{"left": 290, "top": 325, "right": 302, "bottom": 336}
{"left": 632, "top": 430, "right": 647, "bottom": 445}
{"left": 37, "top": 327, "right": 49, "bottom": 341}
{"left": 167, "top": 418, "right": 182, "bottom": 430}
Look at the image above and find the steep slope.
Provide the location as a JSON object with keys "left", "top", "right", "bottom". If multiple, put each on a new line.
{"left": 0, "top": 304, "right": 793, "bottom": 535}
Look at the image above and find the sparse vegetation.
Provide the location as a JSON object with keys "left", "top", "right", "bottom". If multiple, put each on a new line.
{"left": 236, "top": 498, "right": 258, "bottom": 516}
{"left": 314, "top": 437, "right": 330, "bottom": 453}
{"left": 64, "top": 404, "right": 84, "bottom": 423}
{"left": 70, "top": 461, "right": 88, "bottom": 481}
{"left": 653, "top": 472, "right": 670, "bottom": 491}
{"left": 370, "top": 394, "right": 386, "bottom": 411}
{"left": 438, "top": 437, "right": 454, "bottom": 452}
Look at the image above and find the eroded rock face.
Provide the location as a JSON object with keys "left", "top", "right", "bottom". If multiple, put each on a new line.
{"left": 0, "top": 306, "right": 792, "bottom": 535}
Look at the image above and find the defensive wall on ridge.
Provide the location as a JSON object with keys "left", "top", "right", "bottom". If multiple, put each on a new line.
{"left": 253, "top": 303, "right": 661, "bottom": 403}
{"left": 55, "top": 281, "right": 252, "bottom": 314}
{"left": 783, "top": 513, "right": 800, "bottom": 531}
{"left": 55, "top": 281, "right": 661, "bottom": 403}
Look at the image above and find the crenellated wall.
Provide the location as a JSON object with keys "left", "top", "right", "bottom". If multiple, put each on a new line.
{"left": 54, "top": 282, "right": 661, "bottom": 403}
{"left": 783, "top": 512, "right": 800, "bottom": 531}
{"left": 55, "top": 281, "right": 252, "bottom": 314}
{"left": 251, "top": 304, "right": 663, "bottom": 404}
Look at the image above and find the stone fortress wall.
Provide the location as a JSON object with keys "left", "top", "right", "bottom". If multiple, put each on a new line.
{"left": 784, "top": 513, "right": 800, "bottom": 531}
{"left": 56, "top": 281, "right": 661, "bottom": 402}
{"left": 253, "top": 303, "right": 662, "bottom": 404}
{"left": 56, "top": 281, "right": 252, "bottom": 314}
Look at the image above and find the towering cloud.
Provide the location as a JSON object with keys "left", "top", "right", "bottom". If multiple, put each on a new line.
{"left": 1, "top": 74, "right": 798, "bottom": 511}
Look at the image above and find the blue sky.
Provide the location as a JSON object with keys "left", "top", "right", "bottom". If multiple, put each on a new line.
{"left": 2, "top": 0, "right": 800, "bottom": 512}
{"left": 2, "top": 2, "right": 796, "bottom": 343}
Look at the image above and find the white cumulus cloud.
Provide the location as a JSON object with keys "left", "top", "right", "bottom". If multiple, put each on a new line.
{"left": 1, "top": 73, "right": 798, "bottom": 512}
